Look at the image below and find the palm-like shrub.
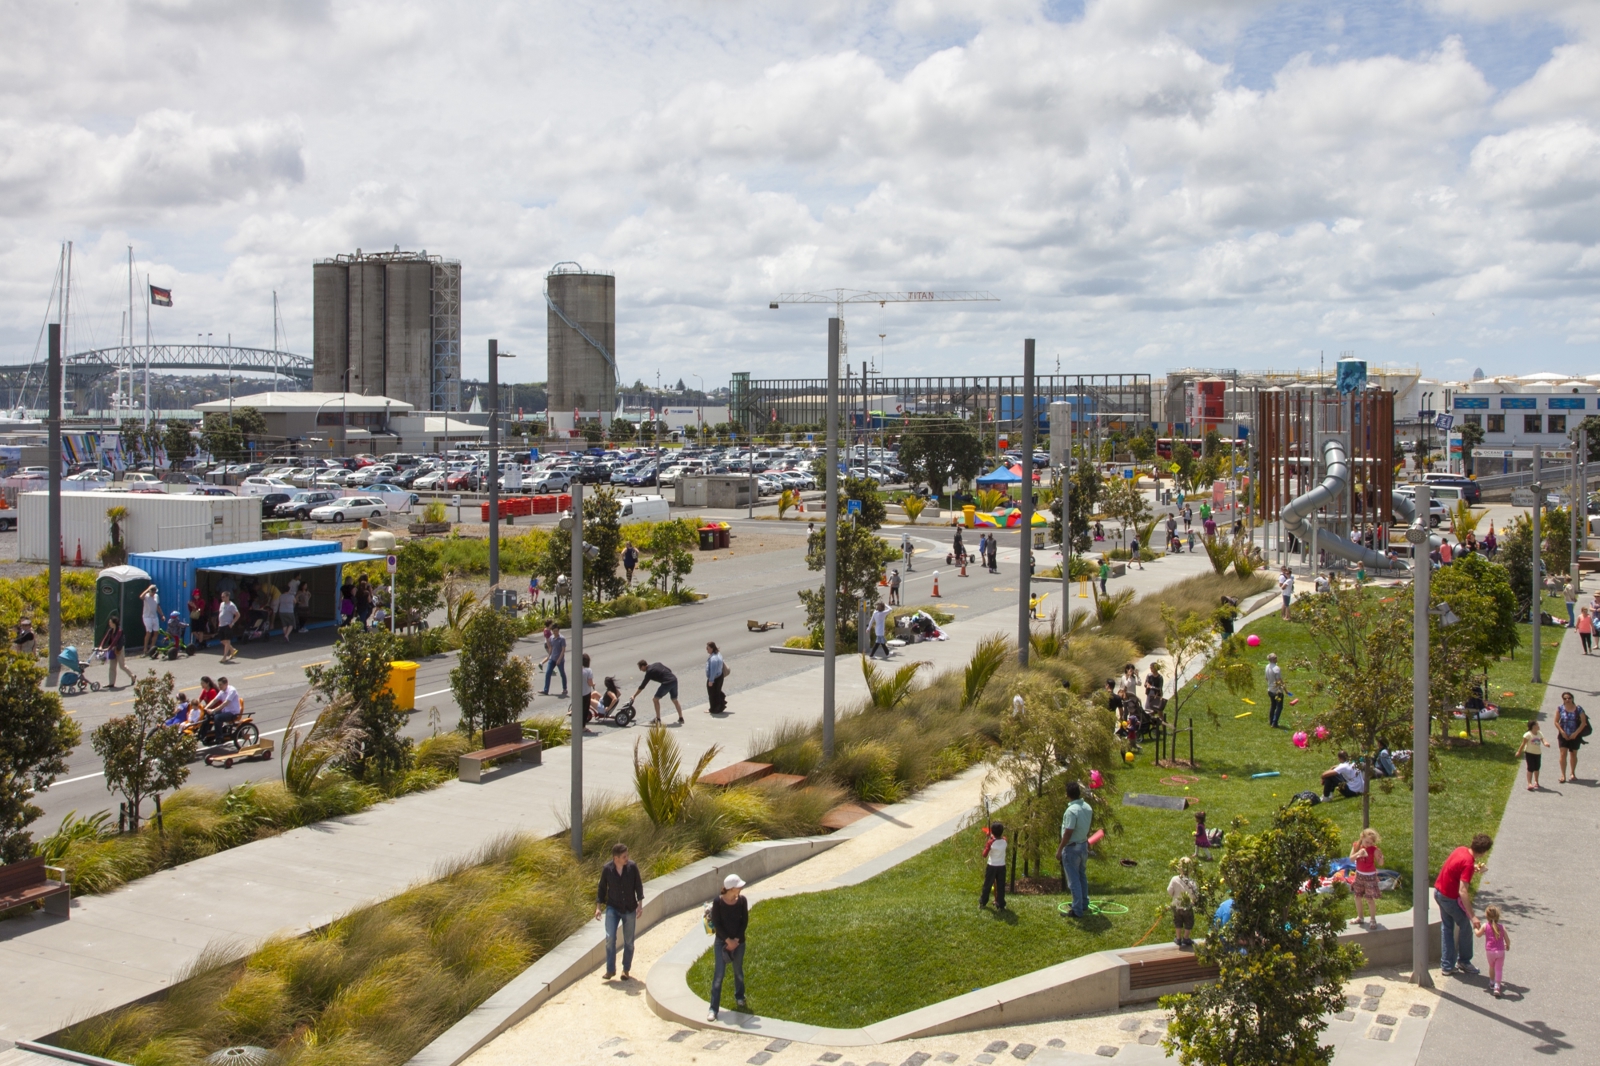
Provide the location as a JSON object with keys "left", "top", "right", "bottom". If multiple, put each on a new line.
{"left": 634, "top": 724, "right": 719, "bottom": 827}
{"left": 861, "top": 656, "right": 929, "bottom": 709}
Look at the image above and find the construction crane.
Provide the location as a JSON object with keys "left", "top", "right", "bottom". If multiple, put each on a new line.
{"left": 769, "top": 289, "right": 998, "bottom": 359}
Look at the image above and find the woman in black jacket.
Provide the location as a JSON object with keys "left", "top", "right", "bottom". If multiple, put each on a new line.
{"left": 708, "top": 874, "right": 748, "bottom": 1021}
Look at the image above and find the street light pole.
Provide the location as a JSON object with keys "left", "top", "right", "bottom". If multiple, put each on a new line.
{"left": 1532, "top": 445, "right": 1543, "bottom": 684}
{"left": 823, "top": 317, "right": 840, "bottom": 761}
{"left": 1407, "top": 485, "right": 1432, "bottom": 988}
{"left": 1019, "top": 339, "right": 1034, "bottom": 666}
{"left": 487, "top": 339, "right": 513, "bottom": 588}
{"left": 47, "top": 324, "right": 61, "bottom": 683}
{"left": 570, "top": 482, "right": 585, "bottom": 858}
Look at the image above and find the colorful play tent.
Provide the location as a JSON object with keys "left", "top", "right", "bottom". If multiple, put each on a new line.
{"left": 973, "top": 508, "right": 1048, "bottom": 528}
{"left": 975, "top": 464, "right": 1022, "bottom": 486}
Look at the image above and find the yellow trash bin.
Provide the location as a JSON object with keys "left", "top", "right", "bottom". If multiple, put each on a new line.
{"left": 963, "top": 504, "right": 976, "bottom": 528}
{"left": 385, "top": 660, "right": 419, "bottom": 712}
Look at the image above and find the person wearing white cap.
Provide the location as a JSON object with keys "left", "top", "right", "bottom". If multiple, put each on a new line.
{"left": 708, "top": 873, "right": 749, "bottom": 1021}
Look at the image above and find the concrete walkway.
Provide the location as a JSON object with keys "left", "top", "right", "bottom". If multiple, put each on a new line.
{"left": 1417, "top": 625, "right": 1597, "bottom": 1063}
{"left": 0, "top": 545, "right": 1213, "bottom": 1048}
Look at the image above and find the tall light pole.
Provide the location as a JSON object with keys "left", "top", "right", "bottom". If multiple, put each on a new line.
{"left": 1532, "top": 445, "right": 1543, "bottom": 684}
{"left": 823, "top": 318, "right": 840, "bottom": 760}
{"left": 47, "top": 324, "right": 62, "bottom": 683}
{"left": 487, "top": 339, "right": 515, "bottom": 588}
{"left": 1019, "top": 339, "right": 1035, "bottom": 666}
{"left": 569, "top": 483, "right": 585, "bottom": 858}
{"left": 1406, "top": 485, "right": 1432, "bottom": 989}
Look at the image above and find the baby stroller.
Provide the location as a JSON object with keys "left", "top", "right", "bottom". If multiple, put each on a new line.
{"left": 58, "top": 646, "right": 101, "bottom": 694}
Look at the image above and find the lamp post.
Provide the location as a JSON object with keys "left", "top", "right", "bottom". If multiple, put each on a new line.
{"left": 568, "top": 483, "right": 585, "bottom": 858}
{"left": 1532, "top": 445, "right": 1543, "bottom": 684}
{"left": 1019, "top": 339, "right": 1034, "bottom": 666}
{"left": 47, "top": 324, "right": 61, "bottom": 682}
{"left": 823, "top": 318, "right": 840, "bottom": 760}
{"left": 487, "top": 339, "right": 515, "bottom": 588}
{"left": 1406, "top": 485, "right": 1432, "bottom": 988}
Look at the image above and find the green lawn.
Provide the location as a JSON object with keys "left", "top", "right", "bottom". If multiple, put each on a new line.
{"left": 688, "top": 602, "right": 1551, "bottom": 1029}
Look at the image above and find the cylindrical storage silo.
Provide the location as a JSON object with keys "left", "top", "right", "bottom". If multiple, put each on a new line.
{"left": 546, "top": 266, "right": 616, "bottom": 428}
{"left": 312, "top": 262, "right": 349, "bottom": 394}
{"left": 386, "top": 260, "right": 433, "bottom": 412}
{"left": 348, "top": 261, "right": 387, "bottom": 396}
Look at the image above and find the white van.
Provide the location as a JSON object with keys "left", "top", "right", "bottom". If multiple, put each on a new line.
{"left": 618, "top": 495, "right": 671, "bottom": 525}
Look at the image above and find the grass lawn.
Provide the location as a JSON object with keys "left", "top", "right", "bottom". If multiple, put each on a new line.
{"left": 688, "top": 595, "right": 1553, "bottom": 1029}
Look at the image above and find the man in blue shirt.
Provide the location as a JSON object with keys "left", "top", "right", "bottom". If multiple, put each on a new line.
{"left": 1059, "top": 780, "right": 1093, "bottom": 918}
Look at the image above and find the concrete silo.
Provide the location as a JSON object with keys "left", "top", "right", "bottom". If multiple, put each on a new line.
{"left": 546, "top": 263, "right": 616, "bottom": 430}
{"left": 312, "top": 249, "right": 462, "bottom": 411}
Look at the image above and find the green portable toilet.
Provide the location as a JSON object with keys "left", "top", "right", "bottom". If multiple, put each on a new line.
{"left": 95, "top": 565, "right": 153, "bottom": 647}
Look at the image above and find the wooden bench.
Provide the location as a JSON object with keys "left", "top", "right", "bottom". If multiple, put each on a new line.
{"left": 1120, "top": 946, "right": 1218, "bottom": 991}
{"left": 0, "top": 856, "right": 70, "bottom": 918}
{"left": 458, "top": 723, "right": 542, "bottom": 783}
{"left": 699, "top": 761, "right": 774, "bottom": 788}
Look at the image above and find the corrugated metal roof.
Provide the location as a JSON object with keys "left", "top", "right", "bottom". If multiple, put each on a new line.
{"left": 198, "top": 552, "right": 380, "bottom": 576}
{"left": 130, "top": 539, "right": 335, "bottom": 562}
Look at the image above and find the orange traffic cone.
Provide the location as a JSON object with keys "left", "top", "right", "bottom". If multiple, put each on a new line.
{"left": 74, "top": 540, "right": 83, "bottom": 567}
{"left": 959, "top": 553, "right": 968, "bottom": 577}
{"left": 879, "top": 571, "right": 889, "bottom": 587}
{"left": 932, "top": 570, "right": 941, "bottom": 597}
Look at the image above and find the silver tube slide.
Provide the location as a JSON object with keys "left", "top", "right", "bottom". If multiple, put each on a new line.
{"left": 1280, "top": 438, "right": 1407, "bottom": 571}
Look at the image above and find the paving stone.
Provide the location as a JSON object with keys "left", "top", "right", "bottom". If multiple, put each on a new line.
{"left": 669, "top": 1031, "right": 694, "bottom": 1043}
{"left": 866, "top": 1061, "right": 890, "bottom": 1066}
{"left": 705, "top": 1040, "right": 728, "bottom": 1051}
{"left": 1361, "top": 997, "right": 1382, "bottom": 1011}
{"left": 1095, "top": 1048, "right": 1120, "bottom": 1059}
{"left": 1346, "top": 994, "right": 1362, "bottom": 1008}
{"left": 1377, "top": 1014, "right": 1399, "bottom": 1026}
{"left": 1365, "top": 983, "right": 1387, "bottom": 998}
{"left": 1011, "top": 1045, "right": 1035, "bottom": 1060}
{"left": 601, "top": 1037, "right": 624, "bottom": 1049}
{"left": 748, "top": 1054, "right": 772, "bottom": 1065}
{"left": 1335, "top": 1011, "right": 1357, "bottom": 1022}
{"left": 1046, "top": 1040, "right": 1066, "bottom": 1049}
{"left": 1368, "top": 1027, "right": 1393, "bottom": 1042}
{"left": 985, "top": 1043, "right": 1010, "bottom": 1054}
{"left": 1138, "top": 1032, "right": 1161, "bottom": 1045}
{"left": 766, "top": 1041, "right": 792, "bottom": 1053}
{"left": 1118, "top": 1018, "right": 1143, "bottom": 1032}
{"left": 1409, "top": 1004, "right": 1431, "bottom": 1018}
{"left": 937, "top": 1055, "right": 960, "bottom": 1064}
{"left": 975, "top": 1057, "right": 995, "bottom": 1065}
{"left": 818, "top": 1056, "right": 842, "bottom": 1064}
{"left": 614, "top": 1054, "right": 631, "bottom": 1060}
{"left": 1149, "top": 1019, "right": 1168, "bottom": 1031}
{"left": 899, "top": 1055, "right": 930, "bottom": 1066}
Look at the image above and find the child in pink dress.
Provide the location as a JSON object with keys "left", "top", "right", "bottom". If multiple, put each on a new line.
{"left": 1478, "top": 905, "right": 1511, "bottom": 997}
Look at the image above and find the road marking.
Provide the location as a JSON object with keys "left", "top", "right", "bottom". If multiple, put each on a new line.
{"left": 417, "top": 688, "right": 452, "bottom": 700}
{"left": 109, "top": 698, "right": 134, "bottom": 706}
{"left": 243, "top": 671, "right": 275, "bottom": 680}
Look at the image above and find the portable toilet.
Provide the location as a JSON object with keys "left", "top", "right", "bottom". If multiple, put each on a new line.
{"left": 95, "top": 565, "right": 153, "bottom": 646}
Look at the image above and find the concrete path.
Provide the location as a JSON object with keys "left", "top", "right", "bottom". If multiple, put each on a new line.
{"left": 1416, "top": 625, "right": 1597, "bottom": 1063}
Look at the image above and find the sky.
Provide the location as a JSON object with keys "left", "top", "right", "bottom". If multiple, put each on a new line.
{"left": 2, "top": 0, "right": 1598, "bottom": 395}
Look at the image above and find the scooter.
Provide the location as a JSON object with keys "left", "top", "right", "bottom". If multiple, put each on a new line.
{"left": 57, "top": 647, "right": 100, "bottom": 695}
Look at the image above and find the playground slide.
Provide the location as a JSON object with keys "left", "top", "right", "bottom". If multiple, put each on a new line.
{"left": 1280, "top": 438, "right": 1407, "bottom": 572}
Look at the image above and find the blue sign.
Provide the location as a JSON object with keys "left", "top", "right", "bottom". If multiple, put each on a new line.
{"left": 846, "top": 499, "right": 862, "bottom": 516}
{"left": 1500, "top": 397, "right": 1537, "bottom": 410}
{"left": 1549, "top": 397, "right": 1587, "bottom": 410}
{"left": 1435, "top": 413, "right": 1454, "bottom": 431}
{"left": 1453, "top": 397, "right": 1488, "bottom": 410}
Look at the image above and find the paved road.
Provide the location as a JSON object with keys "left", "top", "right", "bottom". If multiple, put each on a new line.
{"left": 1416, "top": 625, "right": 1598, "bottom": 1063}
{"left": 28, "top": 517, "right": 1027, "bottom": 827}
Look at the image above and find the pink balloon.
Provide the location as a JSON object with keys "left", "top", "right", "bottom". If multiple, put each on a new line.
{"left": 1090, "top": 769, "right": 1105, "bottom": 789}
{"left": 1314, "top": 725, "right": 1329, "bottom": 740}
{"left": 1246, "top": 634, "right": 1261, "bottom": 647}
{"left": 1292, "top": 731, "right": 1309, "bottom": 749}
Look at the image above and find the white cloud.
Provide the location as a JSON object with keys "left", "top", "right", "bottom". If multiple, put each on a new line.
{"left": 0, "top": 0, "right": 1597, "bottom": 384}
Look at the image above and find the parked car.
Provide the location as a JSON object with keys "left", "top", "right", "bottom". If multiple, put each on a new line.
{"left": 411, "top": 471, "right": 450, "bottom": 491}
{"left": 259, "top": 492, "right": 293, "bottom": 516}
{"left": 162, "top": 472, "right": 205, "bottom": 487}
{"left": 528, "top": 471, "right": 572, "bottom": 493}
{"left": 275, "top": 490, "right": 338, "bottom": 519}
{"left": 310, "top": 496, "right": 388, "bottom": 523}
{"left": 195, "top": 486, "right": 238, "bottom": 497}
{"left": 240, "top": 476, "right": 294, "bottom": 497}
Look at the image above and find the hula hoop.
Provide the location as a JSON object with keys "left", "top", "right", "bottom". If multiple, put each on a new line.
{"left": 1059, "top": 900, "right": 1129, "bottom": 916}
{"left": 1161, "top": 775, "right": 1199, "bottom": 786}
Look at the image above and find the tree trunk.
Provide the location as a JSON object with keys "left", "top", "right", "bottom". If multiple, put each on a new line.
{"left": 1361, "top": 765, "right": 1371, "bottom": 829}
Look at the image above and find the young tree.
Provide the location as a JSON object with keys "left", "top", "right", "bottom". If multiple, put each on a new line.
{"left": 797, "top": 520, "right": 897, "bottom": 645}
{"left": 537, "top": 484, "right": 625, "bottom": 600}
{"left": 199, "top": 412, "right": 246, "bottom": 463}
{"left": 1160, "top": 606, "right": 1254, "bottom": 727}
{"left": 988, "top": 674, "right": 1120, "bottom": 877}
{"left": 645, "top": 518, "right": 698, "bottom": 593}
{"left": 897, "top": 417, "right": 983, "bottom": 497}
{"left": 451, "top": 608, "right": 534, "bottom": 735}
{"left": 1458, "top": 420, "right": 1485, "bottom": 475}
{"left": 391, "top": 540, "right": 444, "bottom": 628}
{"left": 90, "top": 670, "right": 196, "bottom": 830}
{"left": 1162, "top": 803, "right": 1363, "bottom": 1066}
{"left": 608, "top": 418, "right": 636, "bottom": 443}
{"left": 841, "top": 474, "right": 887, "bottom": 530}
{"left": 306, "top": 626, "right": 410, "bottom": 780}
{"left": 162, "top": 418, "right": 195, "bottom": 470}
{"left": 1101, "top": 476, "right": 1152, "bottom": 548}
{"left": 901, "top": 495, "right": 927, "bottom": 524}
{"left": 1495, "top": 514, "right": 1537, "bottom": 616}
{"left": 0, "top": 654, "right": 82, "bottom": 862}
{"left": 1431, "top": 552, "right": 1519, "bottom": 669}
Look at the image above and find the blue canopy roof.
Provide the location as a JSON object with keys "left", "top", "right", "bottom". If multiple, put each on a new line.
{"left": 975, "top": 464, "right": 1021, "bottom": 485}
{"left": 197, "top": 551, "right": 380, "bottom": 576}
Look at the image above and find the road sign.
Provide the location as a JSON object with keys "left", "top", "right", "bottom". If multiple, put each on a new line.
{"left": 1434, "top": 413, "right": 1454, "bottom": 431}
{"left": 846, "top": 499, "right": 862, "bottom": 516}
{"left": 386, "top": 554, "right": 398, "bottom": 575}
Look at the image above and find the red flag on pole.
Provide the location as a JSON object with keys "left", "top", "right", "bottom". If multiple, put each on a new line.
{"left": 149, "top": 285, "right": 172, "bottom": 307}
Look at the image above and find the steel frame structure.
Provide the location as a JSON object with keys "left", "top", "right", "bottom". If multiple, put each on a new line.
{"left": 432, "top": 260, "right": 462, "bottom": 411}
{"left": 1256, "top": 385, "right": 1395, "bottom": 538}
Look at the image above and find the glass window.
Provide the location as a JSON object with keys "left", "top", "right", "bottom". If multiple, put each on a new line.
{"left": 1525, "top": 414, "right": 1543, "bottom": 434}
{"left": 1548, "top": 414, "right": 1567, "bottom": 434}
{"left": 1487, "top": 414, "right": 1505, "bottom": 433}
{"left": 1463, "top": 414, "right": 1482, "bottom": 428}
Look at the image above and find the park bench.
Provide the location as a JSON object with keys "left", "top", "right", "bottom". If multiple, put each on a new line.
{"left": 1120, "top": 946, "right": 1218, "bottom": 992}
{"left": 458, "top": 724, "right": 542, "bottom": 783}
{"left": 0, "top": 856, "right": 70, "bottom": 918}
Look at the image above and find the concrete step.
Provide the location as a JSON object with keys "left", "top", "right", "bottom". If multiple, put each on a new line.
{"left": 755, "top": 773, "right": 807, "bottom": 790}
{"left": 820, "top": 801, "right": 880, "bottom": 831}
{"left": 699, "top": 760, "right": 773, "bottom": 788}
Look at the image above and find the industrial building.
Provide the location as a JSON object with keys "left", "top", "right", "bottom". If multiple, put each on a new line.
{"left": 545, "top": 263, "right": 617, "bottom": 432}
{"left": 313, "top": 249, "right": 461, "bottom": 413}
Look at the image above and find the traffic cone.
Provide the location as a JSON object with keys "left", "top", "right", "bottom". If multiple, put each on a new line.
{"left": 959, "top": 553, "right": 968, "bottom": 577}
{"left": 74, "top": 540, "right": 83, "bottom": 567}
{"left": 932, "top": 570, "right": 941, "bottom": 597}
{"left": 879, "top": 571, "right": 889, "bottom": 587}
